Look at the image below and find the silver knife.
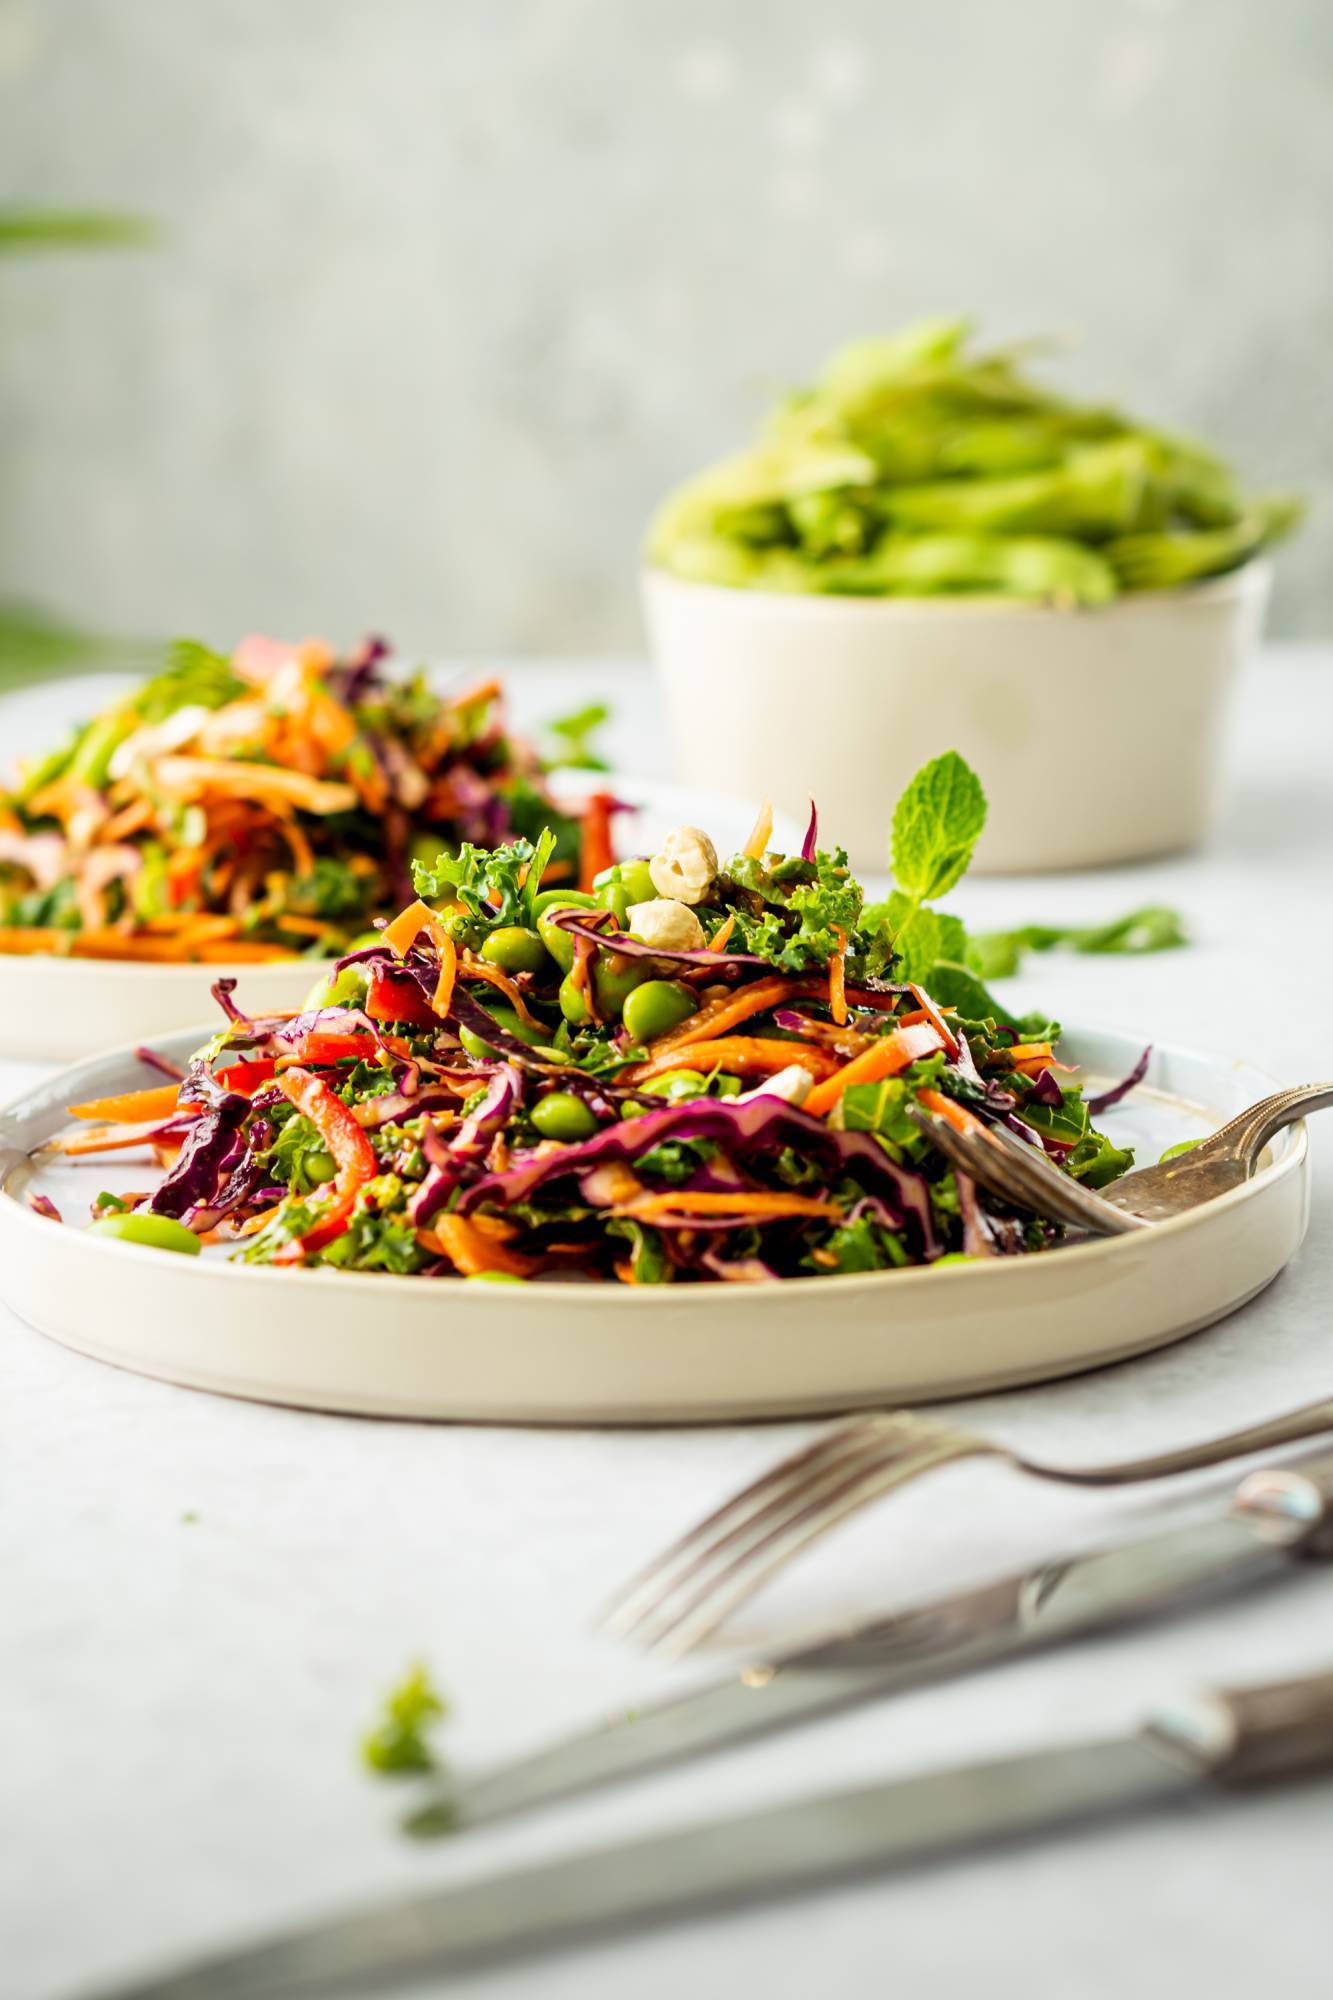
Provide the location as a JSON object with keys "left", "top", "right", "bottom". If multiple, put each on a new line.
{"left": 89, "top": 1655, "right": 1333, "bottom": 1999}
{"left": 408, "top": 1450, "right": 1333, "bottom": 1834}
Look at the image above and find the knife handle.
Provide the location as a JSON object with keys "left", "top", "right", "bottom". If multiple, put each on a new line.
{"left": 1148, "top": 1668, "right": 1333, "bottom": 1788}
{"left": 1233, "top": 1459, "right": 1333, "bottom": 1558}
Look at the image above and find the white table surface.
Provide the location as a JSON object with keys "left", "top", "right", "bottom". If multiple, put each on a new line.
{"left": 2, "top": 650, "right": 1332, "bottom": 2000}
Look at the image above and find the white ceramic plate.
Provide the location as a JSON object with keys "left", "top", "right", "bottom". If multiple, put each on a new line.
{"left": 0, "top": 1028, "right": 1308, "bottom": 1423}
{"left": 0, "top": 775, "right": 798, "bottom": 1063}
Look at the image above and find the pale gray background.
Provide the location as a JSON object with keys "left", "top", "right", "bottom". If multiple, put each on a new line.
{"left": 1, "top": 0, "right": 1329, "bottom": 657}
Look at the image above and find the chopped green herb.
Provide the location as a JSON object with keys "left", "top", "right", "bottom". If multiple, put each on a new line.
{"left": 362, "top": 1663, "right": 449, "bottom": 1777}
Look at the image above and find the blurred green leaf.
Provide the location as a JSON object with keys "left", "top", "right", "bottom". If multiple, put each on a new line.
{"left": 0, "top": 208, "right": 156, "bottom": 254}
{"left": 0, "top": 601, "right": 152, "bottom": 691}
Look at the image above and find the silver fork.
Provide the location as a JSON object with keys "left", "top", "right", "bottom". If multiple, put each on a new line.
{"left": 604, "top": 1083, "right": 1333, "bottom": 1659}
{"left": 602, "top": 1393, "right": 1333, "bottom": 1656}
{"left": 912, "top": 1080, "right": 1333, "bottom": 1235}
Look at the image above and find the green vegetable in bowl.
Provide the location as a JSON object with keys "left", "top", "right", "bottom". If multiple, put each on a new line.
{"left": 648, "top": 320, "right": 1303, "bottom": 605}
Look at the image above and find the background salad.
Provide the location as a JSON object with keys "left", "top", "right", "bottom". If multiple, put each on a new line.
{"left": 0, "top": 634, "right": 606, "bottom": 963}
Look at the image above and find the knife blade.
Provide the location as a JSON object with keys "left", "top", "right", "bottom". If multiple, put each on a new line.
{"left": 417, "top": 1449, "right": 1333, "bottom": 1833}
{"left": 88, "top": 1660, "right": 1333, "bottom": 1999}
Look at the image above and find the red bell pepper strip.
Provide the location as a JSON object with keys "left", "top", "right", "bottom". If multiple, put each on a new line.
{"left": 219, "top": 1058, "right": 278, "bottom": 1096}
{"left": 366, "top": 970, "right": 441, "bottom": 1030}
{"left": 280, "top": 1031, "right": 374, "bottom": 1067}
{"left": 578, "top": 791, "right": 617, "bottom": 893}
{"left": 272, "top": 1065, "right": 378, "bottom": 1260}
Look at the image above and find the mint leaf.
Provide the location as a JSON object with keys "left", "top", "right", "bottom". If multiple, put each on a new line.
{"left": 891, "top": 751, "right": 987, "bottom": 903}
{"left": 883, "top": 894, "right": 939, "bottom": 985}
{"left": 967, "top": 904, "right": 1187, "bottom": 980}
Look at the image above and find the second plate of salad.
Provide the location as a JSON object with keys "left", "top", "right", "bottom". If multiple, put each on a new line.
{"left": 0, "top": 633, "right": 792, "bottom": 1057}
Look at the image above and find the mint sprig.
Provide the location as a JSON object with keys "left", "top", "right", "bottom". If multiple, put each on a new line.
{"left": 891, "top": 750, "right": 987, "bottom": 908}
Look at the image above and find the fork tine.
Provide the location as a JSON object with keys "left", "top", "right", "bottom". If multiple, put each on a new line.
{"left": 614, "top": 1428, "right": 937, "bottom": 1647}
{"left": 602, "top": 1417, "right": 918, "bottom": 1641}
{"left": 936, "top": 1116, "right": 1143, "bottom": 1236}
{"left": 953, "top": 1126, "right": 1104, "bottom": 1231}
{"left": 970, "top": 1124, "right": 1145, "bottom": 1235}
{"left": 642, "top": 1429, "right": 991, "bottom": 1657}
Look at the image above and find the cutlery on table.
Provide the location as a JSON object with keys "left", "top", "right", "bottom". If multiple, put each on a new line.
{"left": 912, "top": 1078, "right": 1333, "bottom": 1236}
{"left": 389, "top": 1450, "right": 1333, "bottom": 1834}
{"left": 91, "top": 1648, "right": 1333, "bottom": 1998}
{"left": 605, "top": 1393, "right": 1333, "bottom": 1655}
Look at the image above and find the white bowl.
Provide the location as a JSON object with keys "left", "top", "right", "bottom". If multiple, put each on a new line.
{"left": 0, "top": 1025, "right": 1307, "bottom": 1422}
{"left": 643, "top": 561, "right": 1271, "bottom": 874}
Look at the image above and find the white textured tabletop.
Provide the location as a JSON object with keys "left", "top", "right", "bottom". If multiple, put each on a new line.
{"left": 3, "top": 651, "right": 1332, "bottom": 2000}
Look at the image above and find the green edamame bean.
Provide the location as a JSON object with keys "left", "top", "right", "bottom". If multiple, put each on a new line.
{"left": 592, "top": 952, "right": 651, "bottom": 1020}
{"left": 558, "top": 973, "right": 591, "bottom": 1026}
{"left": 303, "top": 961, "right": 371, "bottom": 1011}
{"left": 595, "top": 881, "right": 632, "bottom": 930}
{"left": 482, "top": 925, "right": 549, "bottom": 975}
{"left": 531, "top": 889, "right": 599, "bottom": 915}
{"left": 536, "top": 894, "right": 598, "bottom": 973}
{"left": 459, "top": 1024, "right": 501, "bottom": 1060}
{"left": 304, "top": 1150, "right": 337, "bottom": 1186}
{"left": 622, "top": 979, "right": 698, "bottom": 1044}
{"left": 87, "top": 1212, "right": 203, "bottom": 1257}
{"left": 593, "top": 858, "right": 656, "bottom": 904}
{"left": 531, "top": 1092, "right": 598, "bottom": 1142}
{"left": 483, "top": 1003, "right": 556, "bottom": 1050}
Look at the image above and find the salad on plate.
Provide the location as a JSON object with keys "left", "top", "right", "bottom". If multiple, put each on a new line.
{"left": 46, "top": 752, "right": 1145, "bottom": 1284}
{"left": 0, "top": 634, "right": 609, "bottom": 964}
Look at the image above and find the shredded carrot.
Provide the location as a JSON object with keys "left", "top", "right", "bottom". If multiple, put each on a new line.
{"left": 916, "top": 1087, "right": 983, "bottom": 1136}
{"left": 458, "top": 952, "right": 541, "bottom": 1028}
{"left": 432, "top": 930, "right": 458, "bottom": 1015}
{"left": 270, "top": 916, "right": 337, "bottom": 940}
{"left": 626, "top": 1036, "right": 836, "bottom": 1085}
{"left": 422, "top": 1213, "right": 538, "bottom": 1278}
{"left": 45, "top": 1117, "right": 196, "bottom": 1156}
{"left": 906, "top": 984, "right": 959, "bottom": 1057}
{"left": 382, "top": 898, "right": 437, "bottom": 955}
{"left": 69, "top": 1084, "right": 184, "bottom": 1125}
{"left": 829, "top": 929, "right": 848, "bottom": 1026}
{"left": 380, "top": 897, "right": 456, "bottom": 1012}
{"left": 637, "top": 972, "right": 906, "bottom": 1066}
{"left": 150, "top": 757, "right": 359, "bottom": 816}
{"left": 195, "top": 941, "right": 299, "bottom": 963}
{"left": 998, "top": 1042, "right": 1055, "bottom": 1066}
{"left": 449, "top": 676, "right": 503, "bottom": 711}
{"left": 616, "top": 1191, "right": 844, "bottom": 1222}
{"left": 102, "top": 798, "right": 156, "bottom": 841}
{"left": 803, "top": 1021, "right": 946, "bottom": 1118}
{"left": 707, "top": 912, "right": 737, "bottom": 952}
{"left": 742, "top": 798, "right": 774, "bottom": 859}
{"left": 140, "top": 913, "right": 241, "bottom": 938}
{"left": 276, "top": 812, "right": 316, "bottom": 878}
{"left": 633, "top": 975, "right": 802, "bottom": 1060}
